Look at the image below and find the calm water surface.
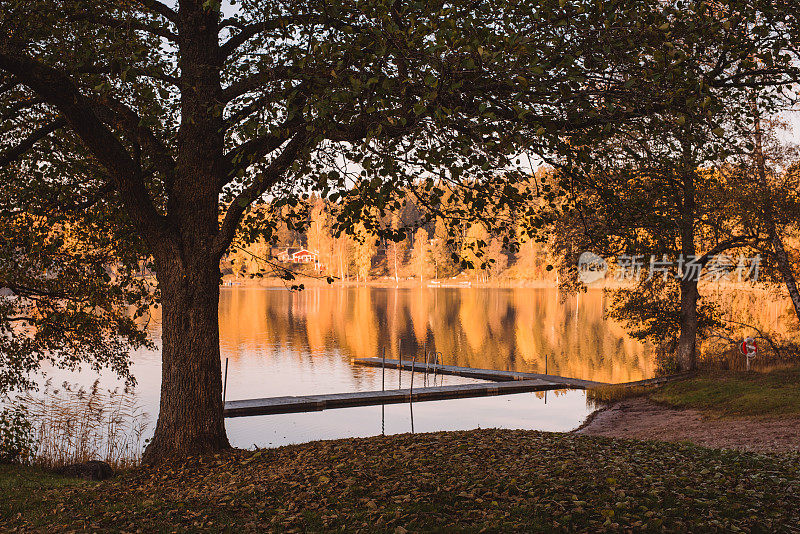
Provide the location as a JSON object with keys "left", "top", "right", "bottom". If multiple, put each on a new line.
{"left": 49, "top": 287, "right": 659, "bottom": 448}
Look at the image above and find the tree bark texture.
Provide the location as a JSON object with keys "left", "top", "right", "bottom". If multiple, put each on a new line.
{"left": 142, "top": 254, "right": 229, "bottom": 463}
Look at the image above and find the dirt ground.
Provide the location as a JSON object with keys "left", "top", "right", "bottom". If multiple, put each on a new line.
{"left": 575, "top": 397, "right": 800, "bottom": 453}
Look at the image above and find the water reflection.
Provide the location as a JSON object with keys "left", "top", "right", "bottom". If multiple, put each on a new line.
{"left": 40, "top": 286, "right": 796, "bottom": 448}
{"left": 218, "top": 287, "right": 654, "bottom": 384}
{"left": 226, "top": 390, "right": 590, "bottom": 448}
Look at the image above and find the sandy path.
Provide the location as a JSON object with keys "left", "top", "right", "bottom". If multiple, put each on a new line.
{"left": 575, "top": 397, "right": 800, "bottom": 453}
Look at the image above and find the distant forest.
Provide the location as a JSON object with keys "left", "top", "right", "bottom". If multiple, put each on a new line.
{"left": 224, "top": 173, "right": 559, "bottom": 284}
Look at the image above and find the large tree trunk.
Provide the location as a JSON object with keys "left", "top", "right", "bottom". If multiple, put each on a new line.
{"left": 139, "top": 2, "right": 231, "bottom": 464}
{"left": 142, "top": 253, "right": 230, "bottom": 464}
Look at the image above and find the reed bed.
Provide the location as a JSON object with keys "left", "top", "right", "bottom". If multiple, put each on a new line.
{"left": 13, "top": 379, "right": 149, "bottom": 468}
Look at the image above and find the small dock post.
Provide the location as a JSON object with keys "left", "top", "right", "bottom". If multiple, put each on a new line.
{"left": 423, "top": 342, "right": 428, "bottom": 386}
{"left": 410, "top": 352, "right": 416, "bottom": 393}
{"left": 222, "top": 357, "right": 229, "bottom": 403}
{"left": 398, "top": 342, "right": 402, "bottom": 389}
{"left": 409, "top": 351, "right": 417, "bottom": 433}
{"left": 381, "top": 347, "right": 386, "bottom": 435}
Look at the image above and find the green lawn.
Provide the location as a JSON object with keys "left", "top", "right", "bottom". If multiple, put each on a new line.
{"left": 0, "top": 463, "right": 84, "bottom": 492}
{"left": 2, "top": 429, "right": 800, "bottom": 532}
{"left": 652, "top": 366, "right": 800, "bottom": 418}
{"left": 0, "top": 464, "right": 87, "bottom": 527}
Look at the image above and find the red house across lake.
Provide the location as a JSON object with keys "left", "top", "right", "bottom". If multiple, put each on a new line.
{"left": 276, "top": 247, "right": 319, "bottom": 265}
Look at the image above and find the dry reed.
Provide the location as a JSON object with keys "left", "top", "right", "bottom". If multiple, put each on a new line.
{"left": 13, "top": 379, "right": 149, "bottom": 468}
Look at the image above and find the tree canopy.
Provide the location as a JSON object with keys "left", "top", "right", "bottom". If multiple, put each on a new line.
{"left": 1, "top": 0, "right": 799, "bottom": 459}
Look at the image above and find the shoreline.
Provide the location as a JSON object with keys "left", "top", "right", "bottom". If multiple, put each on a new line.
{"left": 221, "top": 276, "right": 785, "bottom": 293}
{"left": 575, "top": 396, "right": 800, "bottom": 453}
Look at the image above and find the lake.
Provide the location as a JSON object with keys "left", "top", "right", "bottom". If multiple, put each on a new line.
{"left": 40, "top": 284, "right": 793, "bottom": 448}
{"left": 38, "top": 286, "right": 659, "bottom": 449}
{"left": 216, "top": 285, "right": 659, "bottom": 447}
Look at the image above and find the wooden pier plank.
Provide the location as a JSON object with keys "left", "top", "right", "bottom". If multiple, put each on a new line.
{"left": 224, "top": 379, "right": 562, "bottom": 418}
{"left": 353, "top": 358, "right": 608, "bottom": 389}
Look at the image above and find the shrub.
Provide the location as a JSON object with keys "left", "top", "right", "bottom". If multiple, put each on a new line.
{"left": 0, "top": 404, "right": 36, "bottom": 464}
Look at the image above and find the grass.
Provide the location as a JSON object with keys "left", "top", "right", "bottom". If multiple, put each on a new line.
{"left": 0, "top": 463, "right": 87, "bottom": 527}
{"left": 0, "top": 463, "right": 84, "bottom": 492}
{"left": 652, "top": 366, "right": 800, "bottom": 418}
{"left": 585, "top": 365, "right": 800, "bottom": 419}
{"left": 586, "top": 384, "right": 654, "bottom": 405}
{"left": 2, "top": 429, "right": 800, "bottom": 532}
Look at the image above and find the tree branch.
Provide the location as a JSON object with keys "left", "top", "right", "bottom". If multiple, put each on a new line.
{"left": 138, "top": 0, "right": 179, "bottom": 25}
{"left": 0, "top": 98, "right": 43, "bottom": 123}
{"left": 62, "top": 182, "right": 116, "bottom": 212}
{"left": 220, "top": 15, "right": 317, "bottom": 59}
{"left": 76, "top": 63, "right": 180, "bottom": 86}
{"left": 223, "top": 121, "right": 301, "bottom": 188}
{"left": 0, "top": 77, "right": 19, "bottom": 94}
{"left": 0, "top": 117, "right": 66, "bottom": 167}
{"left": 220, "top": 65, "right": 292, "bottom": 102}
{"left": 90, "top": 95, "right": 176, "bottom": 183}
{"left": 224, "top": 93, "right": 270, "bottom": 128}
{"left": 214, "top": 133, "right": 306, "bottom": 256}
{"left": 0, "top": 50, "right": 167, "bottom": 242}
{"left": 65, "top": 12, "right": 178, "bottom": 42}
{"left": 696, "top": 234, "right": 759, "bottom": 266}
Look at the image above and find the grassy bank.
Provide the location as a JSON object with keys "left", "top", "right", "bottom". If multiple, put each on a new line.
{"left": 587, "top": 365, "right": 800, "bottom": 417}
{"left": 651, "top": 366, "right": 800, "bottom": 418}
{"left": 2, "top": 429, "right": 800, "bottom": 532}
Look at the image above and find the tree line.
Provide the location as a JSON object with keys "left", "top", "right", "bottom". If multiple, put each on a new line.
{"left": 226, "top": 189, "right": 557, "bottom": 284}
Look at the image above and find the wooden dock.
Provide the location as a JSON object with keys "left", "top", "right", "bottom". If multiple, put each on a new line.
{"left": 353, "top": 358, "right": 607, "bottom": 389}
{"left": 222, "top": 356, "right": 691, "bottom": 418}
{"left": 224, "top": 378, "right": 567, "bottom": 418}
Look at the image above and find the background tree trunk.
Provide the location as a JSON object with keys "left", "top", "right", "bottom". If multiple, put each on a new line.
{"left": 752, "top": 106, "right": 800, "bottom": 324}
{"left": 768, "top": 231, "right": 800, "bottom": 322}
{"left": 677, "top": 135, "right": 699, "bottom": 371}
{"left": 142, "top": 253, "right": 230, "bottom": 464}
{"left": 677, "top": 278, "right": 700, "bottom": 371}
